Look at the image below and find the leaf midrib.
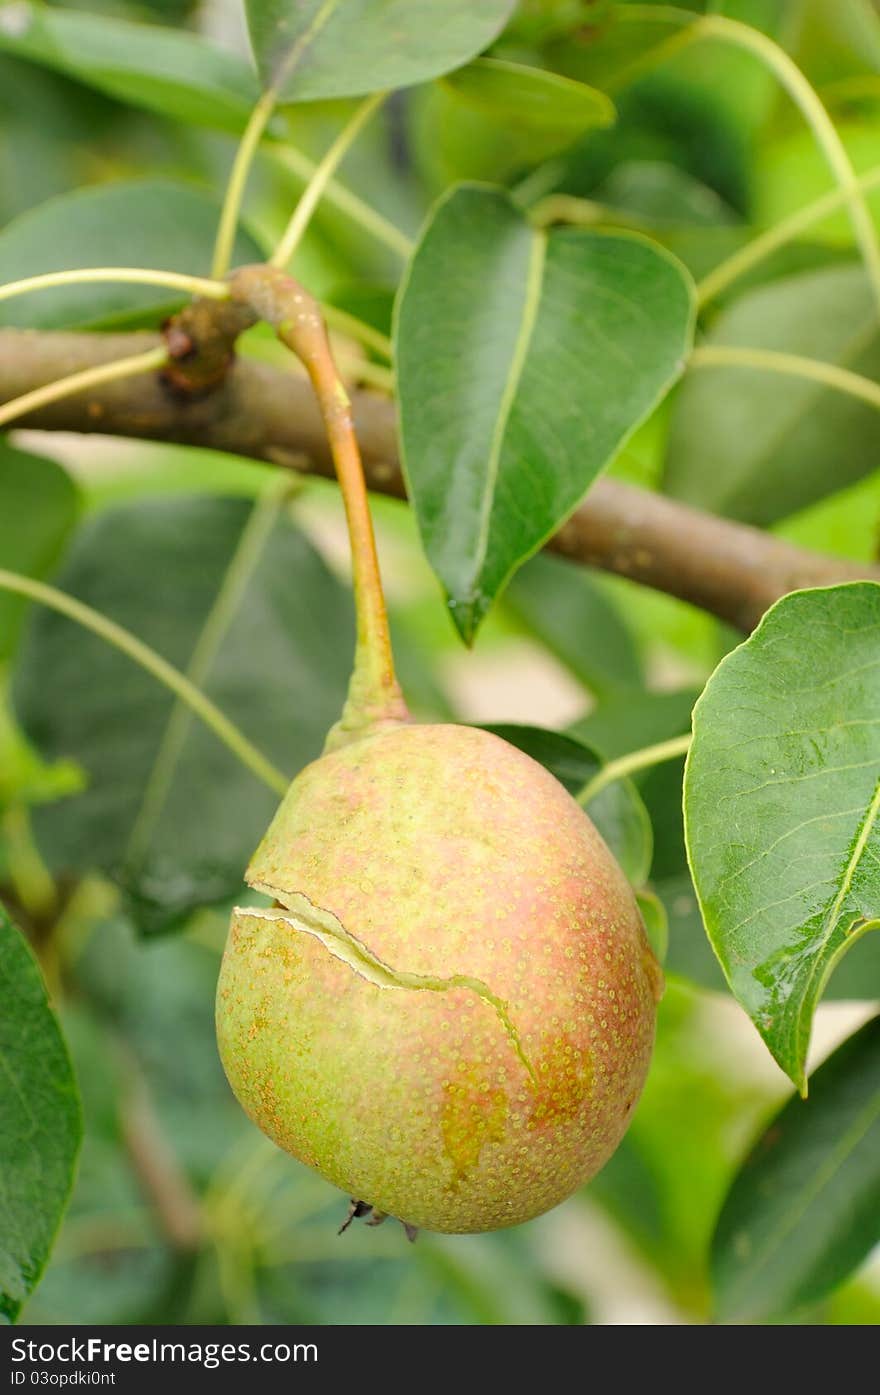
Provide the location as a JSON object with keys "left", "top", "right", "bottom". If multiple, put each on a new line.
{"left": 790, "top": 774, "right": 880, "bottom": 1071}
{"left": 468, "top": 228, "right": 547, "bottom": 597}
{"left": 270, "top": 0, "right": 339, "bottom": 92}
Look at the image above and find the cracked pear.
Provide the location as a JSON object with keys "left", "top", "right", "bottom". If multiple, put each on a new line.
{"left": 216, "top": 723, "right": 662, "bottom": 1234}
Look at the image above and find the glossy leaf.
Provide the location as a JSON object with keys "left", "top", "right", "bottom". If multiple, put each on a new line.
{"left": 0, "top": 181, "right": 265, "bottom": 331}
{"left": 684, "top": 583, "right": 880, "bottom": 1089}
{"left": 13, "top": 495, "right": 352, "bottom": 932}
{"left": 637, "top": 711, "right": 880, "bottom": 1001}
{"left": 0, "top": 4, "right": 258, "bottom": 131}
{"left": 0, "top": 904, "right": 82, "bottom": 1322}
{"left": 246, "top": 0, "right": 516, "bottom": 102}
{"left": 395, "top": 185, "right": 694, "bottom": 641}
{"left": 712, "top": 1015, "right": 880, "bottom": 1322}
{"left": 484, "top": 724, "right": 652, "bottom": 887}
{"left": 0, "top": 440, "right": 79, "bottom": 660}
{"left": 441, "top": 57, "right": 613, "bottom": 139}
{"left": 665, "top": 267, "right": 880, "bottom": 525}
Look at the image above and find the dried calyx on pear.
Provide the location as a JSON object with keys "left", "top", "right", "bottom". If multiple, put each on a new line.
{"left": 215, "top": 267, "right": 662, "bottom": 1236}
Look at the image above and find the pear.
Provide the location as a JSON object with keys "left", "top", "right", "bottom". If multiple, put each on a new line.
{"left": 217, "top": 267, "right": 662, "bottom": 1235}
{"left": 216, "top": 721, "right": 662, "bottom": 1234}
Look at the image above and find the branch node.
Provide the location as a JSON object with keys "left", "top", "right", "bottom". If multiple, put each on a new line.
{"left": 160, "top": 295, "right": 256, "bottom": 397}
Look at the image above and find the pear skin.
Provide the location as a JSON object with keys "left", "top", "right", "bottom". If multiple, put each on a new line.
{"left": 216, "top": 724, "right": 662, "bottom": 1234}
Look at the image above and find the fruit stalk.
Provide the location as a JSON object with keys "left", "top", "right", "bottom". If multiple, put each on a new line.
{"left": 229, "top": 264, "right": 408, "bottom": 744}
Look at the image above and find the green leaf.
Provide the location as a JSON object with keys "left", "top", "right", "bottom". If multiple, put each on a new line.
{"left": 0, "top": 54, "right": 113, "bottom": 228}
{"left": 13, "top": 494, "right": 352, "bottom": 932}
{"left": 484, "top": 724, "right": 652, "bottom": 887}
{"left": 684, "top": 583, "right": 880, "bottom": 1089}
{"left": 0, "top": 441, "right": 79, "bottom": 661}
{"left": 395, "top": 185, "right": 695, "bottom": 641}
{"left": 712, "top": 1015, "right": 880, "bottom": 1323}
{"left": 0, "top": 903, "right": 82, "bottom": 1323}
{"left": 0, "top": 181, "right": 265, "bottom": 331}
{"left": 0, "top": 4, "right": 258, "bottom": 131}
{"left": 245, "top": 0, "right": 516, "bottom": 102}
{"left": 664, "top": 267, "right": 880, "bottom": 525}
{"left": 410, "top": 62, "right": 613, "bottom": 189}
{"left": 504, "top": 553, "right": 643, "bottom": 698}
{"left": 636, "top": 712, "right": 880, "bottom": 1001}
{"left": 441, "top": 56, "right": 614, "bottom": 140}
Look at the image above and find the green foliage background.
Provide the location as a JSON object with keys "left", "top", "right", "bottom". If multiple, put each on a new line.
{"left": 1, "top": 0, "right": 879, "bottom": 1325}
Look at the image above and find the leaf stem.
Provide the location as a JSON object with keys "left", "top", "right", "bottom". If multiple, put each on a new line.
{"left": 689, "top": 345, "right": 880, "bottom": 412}
{"left": 697, "top": 165, "right": 880, "bottom": 306}
{"left": 0, "top": 569, "right": 289, "bottom": 797}
{"left": 211, "top": 87, "right": 279, "bottom": 280}
{"left": 611, "top": 7, "right": 880, "bottom": 312}
{"left": 578, "top": 733, "right": 692, "bottom": 806}
{"left": 269, "top": 93, "right": 388, "bottom": 270}
{"left": 229, "top": 266, "right": 407, "bottom": 741}
{"left": 0, "top": 346, "right": 169, "bottom": 431}
{"left": 267, "top": 142, "right": 414, "bottom": 258}
{"left": 0, "top": 267, "right": 229, "bottom": 306}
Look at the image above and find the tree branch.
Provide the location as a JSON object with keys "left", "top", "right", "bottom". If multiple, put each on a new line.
{"left": 2, "top": 327, "right": 877, "bottom": 633}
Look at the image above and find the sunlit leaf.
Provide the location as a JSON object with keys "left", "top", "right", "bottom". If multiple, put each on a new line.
{"left": 684, "top": 583, "right": 880, "bottom": 1088}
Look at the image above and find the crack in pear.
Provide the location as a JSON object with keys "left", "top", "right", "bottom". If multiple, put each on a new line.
{"left": 240, "top": 882, "right": 538, "bottom": 1086}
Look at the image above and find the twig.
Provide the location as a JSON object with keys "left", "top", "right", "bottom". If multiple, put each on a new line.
{"left": 2, "top": 328, "right": 878, "bottom": 634}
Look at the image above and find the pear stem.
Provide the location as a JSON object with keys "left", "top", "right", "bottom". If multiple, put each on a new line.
{"left": 229, "top": 264, "right": 408, "bottom": 741}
